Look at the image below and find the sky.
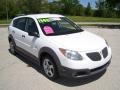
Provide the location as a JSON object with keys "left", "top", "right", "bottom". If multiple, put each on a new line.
{"left": 80, "top": 0, "right": 97, "bottom": 8}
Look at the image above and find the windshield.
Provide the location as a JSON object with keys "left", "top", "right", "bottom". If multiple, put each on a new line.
{"left": 37, "top": 17, "right": 83, "bottom": 36}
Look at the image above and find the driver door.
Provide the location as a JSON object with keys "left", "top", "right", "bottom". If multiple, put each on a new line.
{"left": 23, "top": 18, "right": 40, "bottom": 57}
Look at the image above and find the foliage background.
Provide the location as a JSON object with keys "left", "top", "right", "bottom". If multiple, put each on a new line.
{"left": 0, "top": 0, "right": 120, "bottom": 20}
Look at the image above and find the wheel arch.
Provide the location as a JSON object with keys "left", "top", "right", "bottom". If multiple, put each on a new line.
{"left": 39, "top": 47, "right": 61, "bottom": 68}
{"left": 8, "top": 34, "right": 14, "bottom": 42}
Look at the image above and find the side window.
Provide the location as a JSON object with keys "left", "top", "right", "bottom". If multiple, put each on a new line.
{"left": 25, "top": 18, "right": 39, "bottom": 34}
{"left": 13, "top": 18, "right": 26, "bottom": 31}
{"left": 13, "top": 19, "right": 18, "bottom": 27}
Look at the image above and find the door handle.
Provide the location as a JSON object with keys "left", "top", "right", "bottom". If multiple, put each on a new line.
{"left": 22, "top": 35, "right": 25, "bottom": 38}
{"left": 12, "top": 31, "right": 15, "bottom": 33}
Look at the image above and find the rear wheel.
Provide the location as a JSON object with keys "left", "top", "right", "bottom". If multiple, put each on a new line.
{"left": 42, "top": 55, "right": 58, "bottom": 80}
{"left": 9, "top": 40, "right": 16, "bottom": 54}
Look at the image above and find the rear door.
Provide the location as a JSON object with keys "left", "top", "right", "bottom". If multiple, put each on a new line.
{"left": 12, "top": 17, "right": 28, "bottom": 49}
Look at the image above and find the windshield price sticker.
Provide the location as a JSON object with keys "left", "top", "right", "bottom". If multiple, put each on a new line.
{"left": 38, "top": 17, "right": 61, "bottom": 23}
{"left": 43, "top": 26, "right": 54, "bottom": 34}
{"left": 38, "top": 18, "right": 50, "bottom": 23}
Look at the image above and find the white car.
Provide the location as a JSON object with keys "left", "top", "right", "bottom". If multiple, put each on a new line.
{"left": 8, "top": 14, "right": 112, "bottom": 80}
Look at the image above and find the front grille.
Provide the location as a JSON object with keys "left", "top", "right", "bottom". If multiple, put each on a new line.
{"left": 87, "top": 52, "right": 101, "bottom": 61}
{"left": 102, "top": 47, "right": 108, "bottom": 58}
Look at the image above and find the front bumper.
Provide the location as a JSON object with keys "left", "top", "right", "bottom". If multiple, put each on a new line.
{"left": 59, "top": 59, "right": 111, "bottom": 78}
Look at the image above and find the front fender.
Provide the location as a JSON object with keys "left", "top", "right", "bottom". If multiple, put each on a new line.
{"left": 39, "top": 47, "right": 61, "bottom": 68}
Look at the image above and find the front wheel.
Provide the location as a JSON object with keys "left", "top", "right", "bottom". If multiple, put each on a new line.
{"left": 42, "top": 55, "right": 58, "bottom": 80}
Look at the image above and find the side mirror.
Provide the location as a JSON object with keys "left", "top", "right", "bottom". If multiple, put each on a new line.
{"left": 28, "top": 31, "right": 39, "bottom": 37}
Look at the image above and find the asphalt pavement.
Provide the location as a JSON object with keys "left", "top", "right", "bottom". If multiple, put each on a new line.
{"left": 0, "top": 27, "right": 120, "bottom": 90}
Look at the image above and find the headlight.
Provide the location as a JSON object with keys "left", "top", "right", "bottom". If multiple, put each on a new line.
{"left": 59, "top": 48, "right": 83, "bottom": 60}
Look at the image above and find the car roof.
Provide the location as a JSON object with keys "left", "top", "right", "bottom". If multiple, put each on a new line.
{"left": 14, "top": 14, "right": 64, "bottom": 19}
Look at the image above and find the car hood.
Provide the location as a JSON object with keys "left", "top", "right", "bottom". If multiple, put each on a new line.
{"left": 47, "top": 31, "right": 106, "bottom": 52}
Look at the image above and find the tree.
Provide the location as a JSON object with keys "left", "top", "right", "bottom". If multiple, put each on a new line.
{"left": 0, "top": 0, "right": 19, "bottom": 19}
{"left": 94, "top": 0, "right": 106, "bottom": 17}
{"left": 0, "top": 0, "right": 6, "bottom": 19}
{"left": 116, "top": 4, "right": 120, "bottom": 17}
{"left": 16, "top": 0, "right": 49, "bottom": 14}
{"left": 106, "top": 0, "right": 120, "bottom": 7}
{"left": 75, "top": 4, "right": 85, "bottom": 16}
{"left": 85, "top": 2, "right": 92, "bottom": 16}
{"left": 8, "top": 0, "right": 19, "bottom": 18}
{"left": 59, "top": 0, "right": 80, "bottom": 15}
{"left": 106, "top": 0, "right": 120, "bottom": 17}
{"left": 17, "top": 0, "right": 42, "bottom": 14}
{"left": 49, "top": 1, "right": 63, "bottom": 14}
{"left": 0, "top": 0, "right": 120, "bottom": 19}
{"left": 94, "top": 0, "right": 119, "bottom": 18}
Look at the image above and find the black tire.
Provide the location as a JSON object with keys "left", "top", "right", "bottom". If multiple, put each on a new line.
{"left": 9, "top": 40, "right": 16, "bottom": 55}
{"left": 42, "top": 55, "right": 59, "bottom": 80}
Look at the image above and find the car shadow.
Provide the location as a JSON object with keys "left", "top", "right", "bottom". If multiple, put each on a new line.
{"left": 9, "top": 49, "right": 106, "bottom": 87}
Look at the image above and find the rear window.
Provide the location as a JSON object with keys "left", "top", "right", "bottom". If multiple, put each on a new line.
{"left": 13, "top": 18, "right": 26, "bottom": 31}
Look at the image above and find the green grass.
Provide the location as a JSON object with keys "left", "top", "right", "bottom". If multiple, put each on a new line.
{"left": 68, "top": 16, "right": 120, "bottom": 22}
{"left": 0, "top": 19, "right": 11, "bottom": 24}
{"left": 0, "top": 16, "right": 120, "bottom": 25}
